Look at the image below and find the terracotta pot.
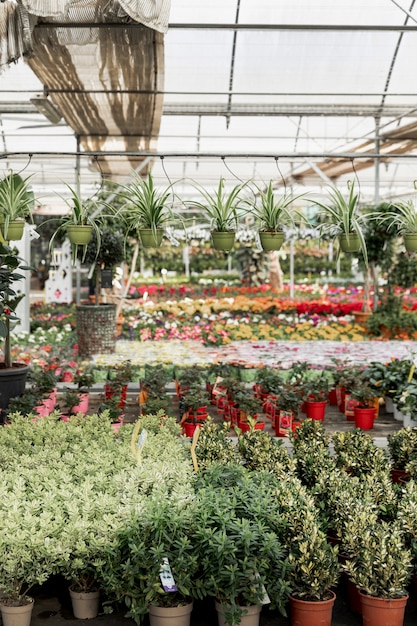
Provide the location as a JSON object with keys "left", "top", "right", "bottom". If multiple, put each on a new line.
{"left": 148, "top": 601, "right": 193, "bottom": 626}
{"left": 289, "top": 590, "right": 336, "bottom": 626}
{"left": 353, "top": 310, "right": 372, "bottom": 325}
{"left": 69, "top": 588, "right": 100, "bottom": 619}
{"left": 354, "top": 406, "right": 375, "bottom": 430}
{"left": 359, "top": 591, "right": 408, "bottom": 626}
{"left": 0, "top": 599, "right": 34, "bottom": 626}
{"left": 305, "top": 400, "right": 327, "bottom": 421}
{"left": 390, "top": 468, "right": 410, "bottom": 484}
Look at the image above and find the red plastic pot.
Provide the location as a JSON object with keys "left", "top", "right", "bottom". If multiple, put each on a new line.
{"left": 183, "top": 422, "right": 197, "bottom": 437}
{"left": 305, "top": 400, "right": 327, "bottom": 421}
{"left": 354, "top": 406, "right": 376, "bottom": 430}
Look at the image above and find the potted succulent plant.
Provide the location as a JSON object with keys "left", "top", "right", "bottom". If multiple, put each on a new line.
{"left": 245, "top": 181, "right": 306, "bottom": 251}
{"left": 312, "top": 181, "right": 368, "bottom": 265}
{"left": 189, "top": 177, "right": 248, "bottom": 251}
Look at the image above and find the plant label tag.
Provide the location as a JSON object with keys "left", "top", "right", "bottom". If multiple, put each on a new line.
{"left": 159, "top": 558, "right": 177, "bottom": 592}
{"left": 212, "top": 376, "right": 224, "bottom": 397}
{"left": 138, "top": 429, "right": 147, "bottom": 450}
{"left": 252, "top": 572, "right": 270, "bottom": 605}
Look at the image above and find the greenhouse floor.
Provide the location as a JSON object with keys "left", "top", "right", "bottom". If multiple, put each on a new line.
{"left": 27, "top": 575, "right": 417, "bottom": 626}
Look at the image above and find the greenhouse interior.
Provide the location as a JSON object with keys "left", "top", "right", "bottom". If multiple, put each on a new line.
{"left": 1, "top": 2, "right": 417, "bottom": 626}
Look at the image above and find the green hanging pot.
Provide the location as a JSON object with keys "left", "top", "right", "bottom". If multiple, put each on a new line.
{"left": 339, "top": 232, "right": 360, "bottom": 252}
{"left": 259, "top": 231, "right": 285, "bottom": 251}
{"left": 139, "top": 229, "right": 164, "bottom": 248}
{"left": 3, "top": 220, "right": 25, "bottom": 241}
{"left": 403, "top": 232, "right": 417, "bottom": 253}
{"left": 211, "top": 231, "right": 235, "bottom": 251}
{"left": 66, "top": 224, "right": 93, "bottom": 245}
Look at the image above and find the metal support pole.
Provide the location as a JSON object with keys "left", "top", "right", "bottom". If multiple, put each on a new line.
{"left": 289, "top": 239, "right": 294, "bottom": 299}
{"left": 75, "top": 136, "right": 81, "bottom": 305}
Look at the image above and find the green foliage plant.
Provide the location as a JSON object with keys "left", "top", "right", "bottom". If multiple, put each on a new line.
{"left": 48, "top": 181, "right": 108, "bottom": 262}
{"left": 343, "top": 522, "right": 412, "bottom": 598}
{"left": 387, "top": 427, "right": 417, "bottom": 471}
{"left": 189, "top": 177, "right": 248, "bottom": 233}
{"left": 312, "top": 181, "right": 368, "bottom": 265}
{"left": 0, "top": 171, "right": 35, "bottom": 238}
{"left": 116, "top": 172, "right": 176, "bottom": 240}
{"left": 245, "top": 181, "right": 306, "bottom": 232}
{"left": 332, "top": 429, "right": 391, "bottom": 478}
{"left": 0, "top": 243, "right": 32, "bottom": 368}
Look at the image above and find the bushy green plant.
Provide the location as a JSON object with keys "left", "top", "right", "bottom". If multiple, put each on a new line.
{"left": 332, "top": 429, "right": 391, "bottom": 477}
{"left": 194, "top": 418, "right": 241, "bottom": 470}
{"left": 189, "top": 177, "right": 248, "bottom": 232}
{"left": 101, "top": 498, "right": 202, "bottom": 623}
{"left": 387, "top": 427, "right": 417, "bottom": 470}
{"left": 343, "top": 522, "right": 412, "bottom": 598}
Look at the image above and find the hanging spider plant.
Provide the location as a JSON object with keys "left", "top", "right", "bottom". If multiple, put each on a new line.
{"left": 312, "top": 181, "right": 368, "bottom": 265}
{"left": 245, "top": 181, "right": 307, "bottom": 251}
{"left": 376, "top": 188, "right": 417, "bottom": 252}
{"left": 0, "top": 171, "right": 35, "bottom": 241}
{"left": 116, "top": 172, "right": 176, "bottom": 247}
{"left": 188, "top": 177, "right": 248, "bottom": 251}
{"left": 48, "top": 182, "right": 106, "bottom": 262}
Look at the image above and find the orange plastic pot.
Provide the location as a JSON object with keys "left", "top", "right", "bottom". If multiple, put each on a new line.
{"left": 289, "top": 590, "right": 336, "bottom": 626}
{"left": 359, "top": 592, "right": 408, "bottom": 626}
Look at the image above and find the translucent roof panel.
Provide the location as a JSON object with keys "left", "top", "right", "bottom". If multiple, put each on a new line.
{"left": 1, "top": 0, "right": 417, "bottom": 209}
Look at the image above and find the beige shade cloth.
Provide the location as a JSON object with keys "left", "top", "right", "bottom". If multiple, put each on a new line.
{"left": 26, "top": 21, "right": 164, "bottom": 178}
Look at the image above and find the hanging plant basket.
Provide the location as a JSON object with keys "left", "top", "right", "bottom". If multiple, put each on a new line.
{"left": 139, "top": 229, "right": 164, "bottom": 248}
{"left": 66, "top": 224, "right": 93, "bottom": 245}
{"left": 403, "top": 232, "right": 417, "bottom": 253}
{"left": 211, "top": 231, "right": 235, "bottom": 251}
{"left": 339, "top": 232, "right": 360, "bottom": 252}
{"left": 2, "top": 220, "right": 25, "bottom": 241}
{"left": 259, "top": 231, "right": 285, "bottom": 251}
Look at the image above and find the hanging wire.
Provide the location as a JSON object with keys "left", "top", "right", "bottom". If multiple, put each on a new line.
{"left": 221, "top": 156, "right": 246, "bottom": 184}
{"left": 88, "top": 155, "right": 106, "bottom": 201}
{"left": 160, "top": 155, "right": 176, "bottom": 206}
{"left": 16, "top": 153, "right": 33, "bottom": 176}
{"left": 275, "top": 156, "right": 287, "bottom": 195}
{"left": 350, "top": 157, "right": 361, "bottom": 200}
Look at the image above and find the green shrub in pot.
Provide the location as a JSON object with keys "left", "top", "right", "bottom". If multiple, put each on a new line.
{"left": 193, "top": 481, "right": 290, "bottom": 626}
{"left": 387, "top": 427, "right": 417, "bottom": 472}
{"left": 343, "top": 521, "right": 412, "bottom": 599}
{"left": 332, "top": 429, "right": 391, "bottom": 477}
{"left": 101, "top": 497, "right": 203, "bottom": 624}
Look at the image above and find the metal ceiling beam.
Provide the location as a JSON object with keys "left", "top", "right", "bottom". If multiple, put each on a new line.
{"left": 162, "top": 103, "right": 417, "bottom": 117}
{"left": 34, "top": 23, "right": 417, "bottom": 31}
{"left": 2, "top": 151, "right": 417, "bottom": 159}
{"left": 4, "top": 102, "right": 417, "bottom": 118}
